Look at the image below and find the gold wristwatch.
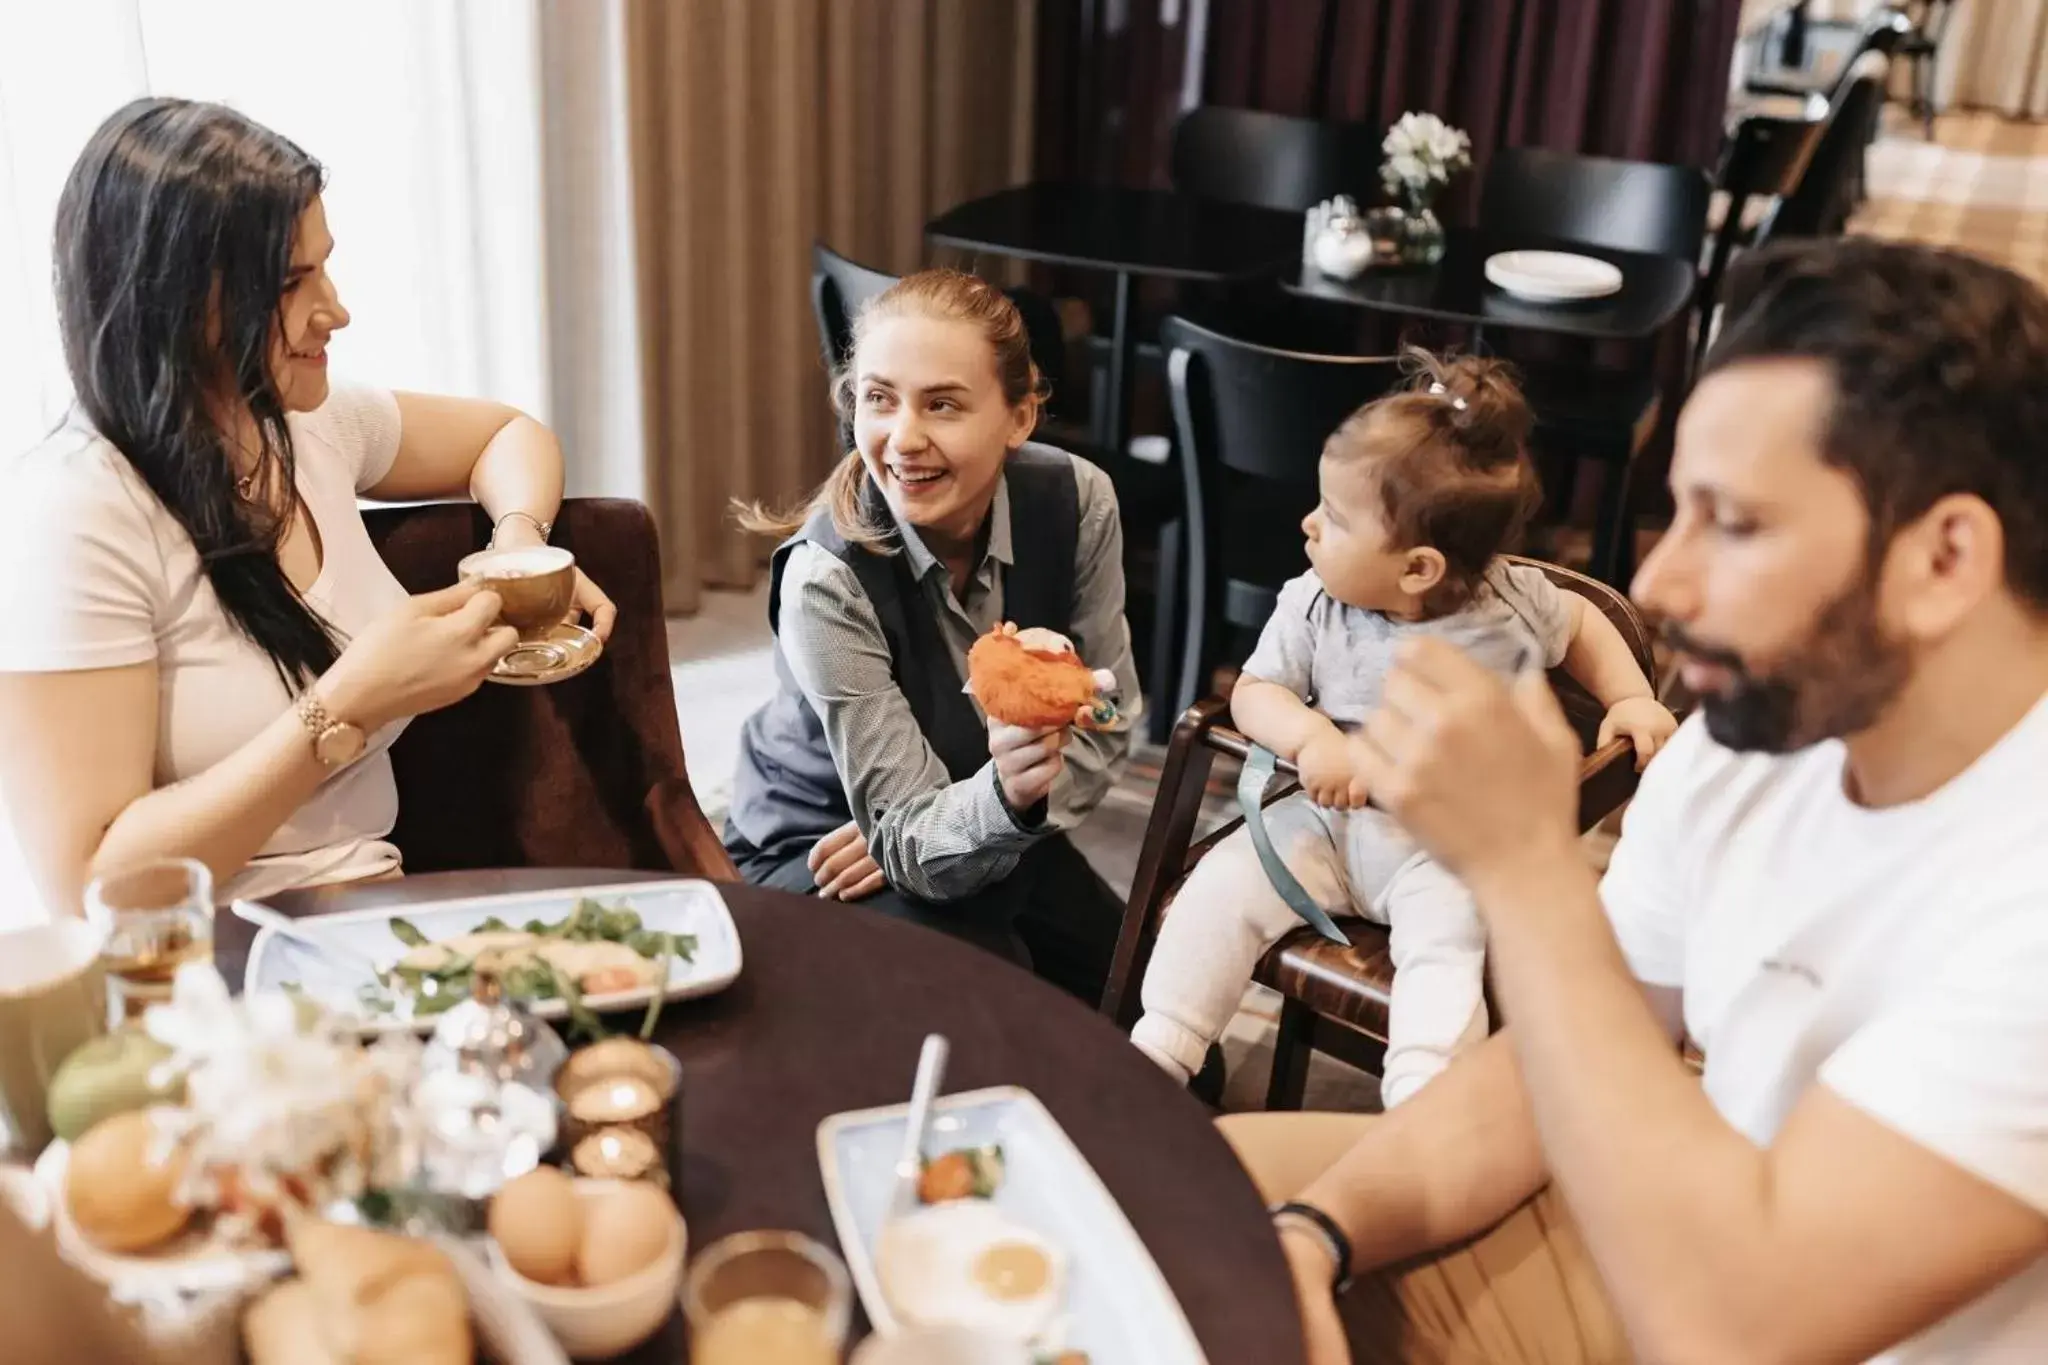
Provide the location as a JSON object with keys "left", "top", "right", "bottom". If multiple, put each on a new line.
{"left": 297, "top": 691, "right": 366, "bottom": 768}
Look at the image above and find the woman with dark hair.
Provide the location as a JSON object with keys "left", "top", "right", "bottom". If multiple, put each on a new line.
{"left": 0, "top": 97, "right": 614, "bottom": 915}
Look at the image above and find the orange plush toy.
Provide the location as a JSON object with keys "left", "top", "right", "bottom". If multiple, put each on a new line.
{"left": 966, "top": 623, "right": 1123, "bottom": 731}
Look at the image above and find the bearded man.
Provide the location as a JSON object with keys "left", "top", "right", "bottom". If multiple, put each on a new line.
{"left": 1235, "top": 239, "right": 2048, "bottom": 1365}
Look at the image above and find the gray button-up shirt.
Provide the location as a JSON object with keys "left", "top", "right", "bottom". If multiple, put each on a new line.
{"left": 774, "top": 457, "right": 1139, "bottom": 901}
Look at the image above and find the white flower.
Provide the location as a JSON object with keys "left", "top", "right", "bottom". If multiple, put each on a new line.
{"left": 1380, "top": 110, "right": 1470, "bottom": 197}
{"left": 1429, "top": 124, "right": 1470, "bottom": 169}
{"left": 140, "top": 964, "right": 425, "bottom": 1235}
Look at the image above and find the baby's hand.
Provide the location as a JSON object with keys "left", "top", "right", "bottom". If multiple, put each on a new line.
{"left": 1296, "top": 732, "right": 1370, "bottom": 810}
{"left": 1597, "top": 696, "right": 1679, "bottom": 771}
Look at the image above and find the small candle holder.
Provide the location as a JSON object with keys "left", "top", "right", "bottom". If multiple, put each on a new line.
{"left": 569, "top": 1126, "right": 665, "bottom": 1185}
{"left": 554, "top": 1038, "right": 682, "bottom": 1186}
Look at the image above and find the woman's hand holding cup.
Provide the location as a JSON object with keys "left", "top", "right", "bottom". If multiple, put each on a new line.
{"left": 319, "top": 580, "right": 518, "bottom": 730}
{"left": 989, "top": 721, "right": 1067, "bottom": 814}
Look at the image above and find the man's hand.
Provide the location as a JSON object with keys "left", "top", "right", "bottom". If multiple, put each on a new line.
{"left": 1281, "top": 1225, "right": 1353, "bottom": 1365}
{"left": 1354, "top": 637, "right": 1582, "bottom": 893}
{"left": 1297, "top": 732, "right": 1369, "bottom": 810}
{"left": 1597, "top": 696, "right": 1679, "bottom": 771}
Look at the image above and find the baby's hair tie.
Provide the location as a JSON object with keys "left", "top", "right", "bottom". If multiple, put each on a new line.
{"left": 1427, "top": 380, "right": 1469, "bottom": 412}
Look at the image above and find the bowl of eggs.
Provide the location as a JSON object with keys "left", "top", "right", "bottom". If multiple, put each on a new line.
{"left": 487, "top": 1166, "right": 686, "bottom": 1359}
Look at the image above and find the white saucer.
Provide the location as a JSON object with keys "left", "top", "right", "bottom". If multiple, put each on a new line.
{"left": 1484, "top": 250, "right": 1624, "bottom": 302}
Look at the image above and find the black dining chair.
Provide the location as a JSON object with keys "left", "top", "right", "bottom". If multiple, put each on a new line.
{"left": 810, "top": 241, "right": 1185, "bottom": 731}
{"left": 1480, "top": 146, "right": 1712, "bottom": 262}
{"left": 1477, "top": 148, "right": 1711, "bottom": 585}
{"left": 1759, "top": 76, "right": 1888, "bottom": 241}
{"left": 811, "top": 242, "right": 897, "bottom": 377}
{"left": 1068, "top": 108, "right": 1382, "bottom": 505}
{"left": 1157, "top": 313, "right": 1406, "bottom": 730}
{"left": 1697, "top": 112, "right": 1829, "bottom": 374}
{"left": 1745, "top": 4, "right": 1913, "bottom": 105}
{"left": 1169, "top": 107, "right": 1382, "bottom": 213}
{"left": 1899, "top": 0, "right": 1955, "bottom": 140}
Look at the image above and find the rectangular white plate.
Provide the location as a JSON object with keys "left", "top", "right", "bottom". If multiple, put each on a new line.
{"left": 817, "top": 1085, "right": 1207, "bottom": 1364}
{"left": 242, "top": 879, "right": 742, "bottom": 1035}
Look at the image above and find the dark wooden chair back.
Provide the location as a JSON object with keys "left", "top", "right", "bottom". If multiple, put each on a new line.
{"left": 367, "top": 499, "right": 734, "bottom": 881}
{"left": 1169, "top": 107, "right": 1382, "bottom": 214}
{"left": 1480, "top": 147, "right": 1711, "bottom": 263}
{"left": 1159, "top": 312, "right": 1405, "bottom": 725}
{"left": 1101, "top": 557, "right": 1656, "bottom": 1106}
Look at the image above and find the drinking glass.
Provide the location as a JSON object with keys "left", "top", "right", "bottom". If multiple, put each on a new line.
{"left": 84, "top": 858, "right": 214, "bottom": 1024}
{"left": 685, "top": 1230, "right": 852, "bottom": 1365}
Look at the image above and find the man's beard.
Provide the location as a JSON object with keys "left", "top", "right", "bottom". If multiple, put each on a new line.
{"left": 1663, "top": 574, "right": 1910, "bottom": 754}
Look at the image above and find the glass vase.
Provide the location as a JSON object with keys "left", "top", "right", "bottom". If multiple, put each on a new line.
{"left": 1399, "top": 188, "right": 1446, "bottom": 266}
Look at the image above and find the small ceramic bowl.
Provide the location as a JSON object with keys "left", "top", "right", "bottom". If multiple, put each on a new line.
{"left": 490, "top": 1179, "right": 687, "bottom": 1360}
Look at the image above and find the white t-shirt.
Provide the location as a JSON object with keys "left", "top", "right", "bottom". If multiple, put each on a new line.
{"left": 0, "top": 385, "right": 414, "bottom": 903}
{"left": 1602, "top": 706, "right": 2048, "bottom": 1363}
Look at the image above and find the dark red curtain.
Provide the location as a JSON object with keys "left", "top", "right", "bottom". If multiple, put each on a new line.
{"left": 1036, "top": 0, "right": 1745, "bottom": 221}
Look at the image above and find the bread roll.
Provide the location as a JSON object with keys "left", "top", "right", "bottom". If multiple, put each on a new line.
{"left": 281, "top": 1217, "right": 472, "bottom": 1365}
{"left": 243, "top": 1280, "right": 341, "bottom": 1365}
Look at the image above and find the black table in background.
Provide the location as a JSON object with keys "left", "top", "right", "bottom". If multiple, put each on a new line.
{"left": 1281, "top": 229, "right": 1698, "bottom": 344}
{"left": 927, "top": 182, "right": 1300, "bottom": 459}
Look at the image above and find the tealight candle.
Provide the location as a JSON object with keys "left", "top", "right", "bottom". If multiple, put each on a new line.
{"left": 554, "top": 1037, "right": 684, "bottom": 1187}
{"left": 568, "top": 1075, "right": 662, "bottom": 1126}
{"left": 571, "top": 1126, "right": 663, "bottom": 1184}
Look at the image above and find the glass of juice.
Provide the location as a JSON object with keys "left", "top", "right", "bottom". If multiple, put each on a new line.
{"left": 84, "top": 858, "right": 214, "bottom": 1024}
{"left": 685, "top": 1230, "right": 851, "bottom": 1365}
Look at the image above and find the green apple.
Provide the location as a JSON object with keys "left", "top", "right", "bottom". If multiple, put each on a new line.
{"left": 45, "top": 1027, "right": 183, "bottom": 1143}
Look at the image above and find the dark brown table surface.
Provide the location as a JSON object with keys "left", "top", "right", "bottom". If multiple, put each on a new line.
{"left": 218, "top": 869, "right": 1305, "bottom": 1364}
{"left": 1282, "top": 229, "right": 1699, "bottom": 342}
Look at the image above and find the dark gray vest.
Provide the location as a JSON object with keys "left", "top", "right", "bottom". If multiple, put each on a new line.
{"left": 726, "top": 444, "right": 1081, "bottom": 855}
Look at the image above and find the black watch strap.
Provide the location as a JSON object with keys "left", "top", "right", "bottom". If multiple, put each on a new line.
{"left": 1273, "top": 1199, "right": 1355, "bottom": 1293}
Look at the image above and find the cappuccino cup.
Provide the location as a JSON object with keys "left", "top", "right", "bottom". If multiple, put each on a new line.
{"left": 458, "top": 545, "right": 577, "bottom": 637}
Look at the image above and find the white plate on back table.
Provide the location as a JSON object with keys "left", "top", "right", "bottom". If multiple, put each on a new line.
{"left": 242, "top": 878, "right": 741, "bottom": 1036}
{"left": 818, "top": 1085, "right": 1207, "bottom": 1364}
{"left": 1485, "top": 250, "right": 1624, "bottom": 302}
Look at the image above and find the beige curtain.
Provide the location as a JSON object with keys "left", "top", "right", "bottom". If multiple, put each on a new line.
{"left": 1938, "top": 0, "right": 2048, "bottom": 117}
{"left": 1739, "top": 0, "right": 2048, "bottom": 118}
{"left": 623, "top": 0, "right": 1038, "bottom": 614}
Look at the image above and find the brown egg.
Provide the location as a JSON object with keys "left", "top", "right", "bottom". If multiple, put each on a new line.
{"left": 575, "top": 1182, "right": 676, "bottom": 1287}
{"left": 489, "top": 1165, "right": 583, "bottom": 1285}
{"left": 66, "top": 1109, "right": 190, "bottom": 1252}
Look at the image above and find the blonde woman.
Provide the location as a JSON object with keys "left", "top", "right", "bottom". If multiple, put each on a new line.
{"left": 726, "top": 270, "right": 1138, "bottom": 998}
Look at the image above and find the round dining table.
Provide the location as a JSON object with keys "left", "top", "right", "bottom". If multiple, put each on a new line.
{"left": 213, "top": 869, "right": 1307, "bottom": 1364}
